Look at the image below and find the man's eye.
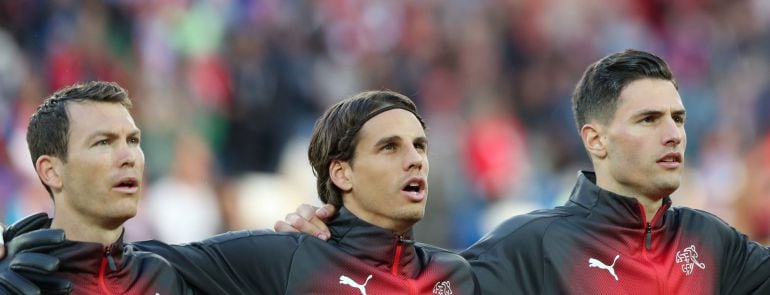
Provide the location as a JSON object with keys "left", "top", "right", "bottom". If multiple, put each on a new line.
{"left": 129, "top": 137, "right": 141, "bottom": 145}
{"left": 383, "top": 143, "right": 396, "bottom": 151}
{"left": 95, "top": 139, "right": 109, "bottom": 146}
{"left": 641, "top": 116, "right": 656, "bottom": 123}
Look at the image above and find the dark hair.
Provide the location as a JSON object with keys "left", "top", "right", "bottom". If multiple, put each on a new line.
{"left": 308, "top": 90, "right": 425, "bottom": 209}
{"left": 572, "top": 49, "right": 677, "bottom": 130}
{"left": 27, "top": 81, "right": 132, "bottom": 197}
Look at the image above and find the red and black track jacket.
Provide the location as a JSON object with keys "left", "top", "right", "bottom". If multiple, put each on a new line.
{"left": 13, "top": 220, "right": 195, "bottom": 295}
{"left": 463, "top": 171, "right": 770, "bottom": 294}
{"left": 135, "top": 207, "right": 478, "bottom": 294}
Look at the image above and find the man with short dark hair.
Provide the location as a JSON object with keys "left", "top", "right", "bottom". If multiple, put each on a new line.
{"left": 464, "top": 49, "right": 770, "bottom": 294}
{"left": 0, "top": 81, "right": 193, "bottom": 294}
{"left": 281, "top": 49, "right": 770, "bottom": 294}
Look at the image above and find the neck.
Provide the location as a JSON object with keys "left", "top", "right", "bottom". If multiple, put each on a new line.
{"left": 51, "top": 208, "right": 124, "bottom": 246}
{"left": 636, "top": 196, "right": 663, "bottom": 223}
{"left": 594, "top": 171, "right": 664, "bottom": 223}
{"left": 342, "top": 203, "right": 413, "bottom": 235}
{"left": 598, "top": 186, "right": 664, "bottom": 222}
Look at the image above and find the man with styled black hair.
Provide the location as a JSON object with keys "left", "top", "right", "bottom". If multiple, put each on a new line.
{"left": 463, "top": 49, "right": 770, "bottom": 294}
{"left": 281, "top": 49, "right": 770, "bottom": 294}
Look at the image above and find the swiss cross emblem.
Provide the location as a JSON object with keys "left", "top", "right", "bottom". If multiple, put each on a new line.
{"left": 675, "top": 245, "right": 706, "bottom": 276}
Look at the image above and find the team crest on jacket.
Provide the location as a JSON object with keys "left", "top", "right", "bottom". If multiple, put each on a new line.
{"left": 675, "top": 245, "right": 706, "bottom": 276}
{"left": 433, "top": 281, "right": 452, "bottom": 295}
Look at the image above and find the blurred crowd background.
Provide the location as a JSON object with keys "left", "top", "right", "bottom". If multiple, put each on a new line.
{"left": 1, "top": 0, "right": 770, "bottom": 249}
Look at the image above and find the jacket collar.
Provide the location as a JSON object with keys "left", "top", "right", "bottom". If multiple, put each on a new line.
{"left": 328, "top": 207, "right": 421, "bottom": 278}
{"left": 39, "top": 218, "right": 127, "bottom": 275}
{"left": 567, "top": 171, "right": 672, "bottom": 229}
{"left": 54, "top": 234, "right": 125, "bottom": 275}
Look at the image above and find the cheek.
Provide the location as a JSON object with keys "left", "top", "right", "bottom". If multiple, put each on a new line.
{"left": 137, "top": 149, "right": 146, "bottom": 170}
{"left": 66, "top": 155, "right": 98, "bottom": 174}
{"left": 681, "top": 129, "right": 688, "bottom": 148}
{"left": 613, "top": 130, "right": 647, "bottom": 152}
{"left": 62, "top": 161, "right": 100, "bottom": 192}
{"left": 606, "top": 136, "right": 641, "bottom": 167}
{"left": 351, "top": 166, "right": 378, "bottom": 188}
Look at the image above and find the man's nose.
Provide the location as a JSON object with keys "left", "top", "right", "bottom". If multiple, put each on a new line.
{"left": 118, "top": 142, "right": 138, "bottom": 168}
{"left": 404, "top": 145, "right": 426, "bottom": 171}
{"left": 662, "top": 117, "right": 684, "bottom": 146}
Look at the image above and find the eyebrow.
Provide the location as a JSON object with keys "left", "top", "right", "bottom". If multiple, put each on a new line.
{"left": 374, "top": 135, "right": 401, "bottom": 148}
{"left": 632, "top": 108, "right": 686, "bottom": 118}
{"left": 672, "top": 109, "right": 686, "bottom": 117}
{"left": 373, "top": 135, "right": 428, "bottom": 147}
{"left": 86, "top": 129, "right": 142, "bottom": 141}
{"left": 413, "top": 136, "right": 428, "bottom": 146}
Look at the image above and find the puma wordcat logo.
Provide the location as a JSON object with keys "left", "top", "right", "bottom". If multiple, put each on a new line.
{"left": 339, "top": 274, "right": 373, "bottom": 295}
{"left": 588, "top": 254, "right": 620, "bottom": 281}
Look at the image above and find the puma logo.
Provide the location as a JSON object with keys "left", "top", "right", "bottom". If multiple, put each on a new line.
{"left": 339, "top": 274, "right": 373, "bottom": 295}
{"left": 588, "top": 254, "right": 620, "bottom": 281}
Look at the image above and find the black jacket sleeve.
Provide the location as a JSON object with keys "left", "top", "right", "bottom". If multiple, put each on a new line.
{"left": 133, "top": 230, "right": 301, "bottom": 295}
{"left": 461, "top": 213, "right": 555, "bottom": 295}
{"left": 701, "top": 209, "right": 770, "bottom": 294}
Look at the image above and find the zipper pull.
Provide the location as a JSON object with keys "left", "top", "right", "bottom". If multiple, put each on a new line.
{"left": 391, "top": 236, "right": 406, "bottom": 276}
{"left": 105, "top": 247, "right": 117, "bottom": 271}
{"left": 645, "top": 223, "right": 652, "bottom": 250}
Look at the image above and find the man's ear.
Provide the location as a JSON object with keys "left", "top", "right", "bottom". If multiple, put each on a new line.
{"left": 329, "top": 160, "right": 352, "bottom": 192}
{"left": 581, "top": 123, "right": 607, "bottom": 159}
{"left": 36, "top": 155, "right": 64, "bottom": 191}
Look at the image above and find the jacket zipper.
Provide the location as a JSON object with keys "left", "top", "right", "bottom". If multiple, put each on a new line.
{"left": 106, "top": 247, "right": 117, "bottom": 271}
{"left": 391, "top": 236, "right": 404, "bottom": 276}
{"left": 638, "top": 202, "right": 670, "bottom": 294}
{"left": 645, "top": 222, "right": 652, "bottom": 249}
{"left": 99, "top": 246, "right": 117, "bottom": 295}
{"left": 391, "top": 236, "right": 417, "bottom": 294}
{"left": 638, "top": 202, "right": 668, "bottom": 251}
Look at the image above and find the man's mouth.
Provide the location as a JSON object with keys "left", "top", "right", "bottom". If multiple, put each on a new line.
{"left": 402, "top": 177, "right": 427, "bottom": 202}
{"left": 657, "top": 152, "right": 682, "bottom": 169}
{"left": 113, "top": 177, "right": 140, "bottom": 194}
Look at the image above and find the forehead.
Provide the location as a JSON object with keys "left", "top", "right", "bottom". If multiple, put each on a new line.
{"left": 357, "top": 109, "right": 425, "bottom": 143}
{"left": 615, "top": 78, "right": 683, "bottom": 116}
{"left": 66, "top": 101, "right": 137, "bottom": 133}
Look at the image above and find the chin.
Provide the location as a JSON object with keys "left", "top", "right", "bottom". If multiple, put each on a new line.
{"left": 110, "top": 205, "right": 138, "bottom": 220}
{"left": 114, "top": 211, "right": 137, "bottom": 221}
{"left": 654, "top": 179, "right": 680, "bottom": 197}
{"left": 395, "top": 208, "right": 424, "bottom": 224}
{"left": 408, "top": 210, "right": 426, "bottom": 223}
